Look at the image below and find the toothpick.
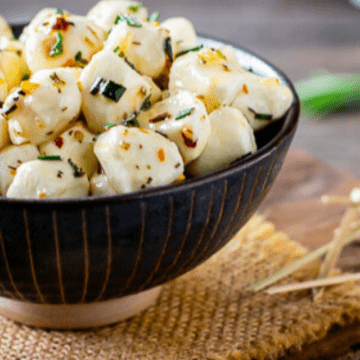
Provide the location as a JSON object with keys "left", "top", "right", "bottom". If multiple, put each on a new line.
{"left": 266, "top": 272, "right": 360, "bottom": 295}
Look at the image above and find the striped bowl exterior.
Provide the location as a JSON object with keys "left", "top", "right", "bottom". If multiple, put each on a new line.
{"left": 0, "top": 32, "right": 299, "bottom": 305}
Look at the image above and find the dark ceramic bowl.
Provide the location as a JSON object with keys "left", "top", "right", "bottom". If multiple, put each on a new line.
{"left": 0, "top": 30, "right": 299, "bottom": 306}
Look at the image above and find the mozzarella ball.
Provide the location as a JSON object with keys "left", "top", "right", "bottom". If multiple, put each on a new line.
{"left": 3, "top": 68, "right": 81, "bottom": 146}
{"left": 79, "top": 49, "right": 151, "bottom": 133}
{"left": 186, "top": 107, "right": 257, "bottom": 177}
{"left": 20, "top": 8, "right": 69, "bottom": 42}
{"left": 90, "top": 171, "right": 116, "bottom": 196}
{"left": 104, "top": 19, "right": 170, "bottom": 79}
{"left": 169, "top": 47, "right": 246, "bottom": 113}
{"left": 217, "top": 45, "right": 246, "bottom": 73}
{"left": 230, "top": 72, "right": 293, "bottom": 131}
{"left": 40, "top": 122, "right": 97, "bottom": 177}
{"left": 0, "top": 144, "right": 39, "bottom": 195}
{"left": 0, "top": 15, "right": 13, "bottom": 40}
{"left": 0, "top": 117, "right": 10, "bottom": 150}
{"left": 87, "top": 1, "right": 148, "bottom": 31}
{"left": 25, "top": 14, "right": 105, "bottom": 73}
{"left": 137, "top": 91, "right": 210, "bottom": 165}
{"left": 0, "top": 51, "right": 22, "bottom": 90}
{"left": 0, "top": 37, "right": 30, "bottom": 79}
{"left": 161, "top": 17, "right": 197, "bottom": 58}
{"left": 6, "top": 159, "right": 90, "bottom": 199}
{"left": 94, "top": 125, "right": 184, "bottom": 194}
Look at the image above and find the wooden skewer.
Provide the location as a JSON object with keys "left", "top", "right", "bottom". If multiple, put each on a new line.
{"left": 266, "top": 272, "right": 360, "bottom": 295}
{"left": 312, "top": 206, "right": 360, "bottom": 302}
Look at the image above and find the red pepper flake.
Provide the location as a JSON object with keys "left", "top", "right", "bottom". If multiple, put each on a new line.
{"left": 54, "top": 136, "right": 64, "bottom": 148}
{"left": 62, "top": 59, "right": 75, "bottom": 67}
{"left": 181, "top": 128, "right": 198, "bottom": 148}
{"left": 242, "top": 84, "right": 249, "bottom": 94}
{"left": 149, "top": 112, "right": 171, "bottom": 123}
{"left": 52, "top": 17, "right": 70, "bottom": 32}
{"left": 157, "top": 148, "right": 165, "bottom": 162}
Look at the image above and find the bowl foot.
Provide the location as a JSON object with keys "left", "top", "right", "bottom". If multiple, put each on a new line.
{"left": 0, "top": 286, "right": 162, "bottom": 330}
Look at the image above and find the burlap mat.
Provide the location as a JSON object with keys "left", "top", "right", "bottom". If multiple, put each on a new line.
{"left": 1, "top": 214, "right": 360, "bottom": 360}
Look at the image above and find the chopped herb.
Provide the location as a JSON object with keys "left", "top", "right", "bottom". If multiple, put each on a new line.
{"left": 75, "top": 51, "right": 88, "bottom": 66}
{"left": 100, "top": 80, "right": 127, "bottom": 102}
{"left": 68, "top": 158, "right": 85, "bottom": 178}
{"left": 113, "top": 46, "right": 120, "bottom": 53}
{"left": 55, "top": 8, "right": 63, "bottom": 15}
{"left": 124, "top": 57, "right": 140, "bottom": 73}
{"left": 92, "top": 132, "right": 101, "bottom": 142}
{"left": 103, "top": 123, "right": 116, "bottom": 130}
{"left": 113, "top": 46, "right": 125, "bottom": 58}
{"left": 123, "top": 116, "right": 140, "bottom": 127}
{"left": 115, "top": 14, "right": 142, "bottom": 27}
{"left": 128, "top": 4, "right": 142, "bottom": 12}
{"left": 141, "top": 94, "right": 151, "bottom": 110}
{"left": 105, "top": 29, "right": 112, "bottom": 40}
{"left": 216, "top": 49, "right": 225, "bottom": 58}
{"left": 50, "top": 33, "right": 63, "bottom": 57}
{"left": 38, "top": 155, "right": 62, "bottom": 161}
{"left": 248, "top": 68, "right": 254, "bottom": 73}
{"left": 164, "top": 37, "right": 173, "bottom": 62}
{"left": 21, "top": 74, "right": 30, "bottom": 81}
{"left": 90, "top": 77, "right": 105, "bottom": 95}
{"left": 175, "top": 107, "right": 195, "bottom": 120}
{"left": 230, "top": 152, "right": 252, "bottom": 165}
{"left": 147, "top": 12, "right": 159, "bottom": 22}
{"left": 176, "top": 40, "right": 183, "bottom": 45}
{"left": 175, "top": 45, "right": 203, "bottom": 58}
{"left": 50, "top": 72, "right": 65, "bottom": 85}
{"left": 248, "top": 107, "right": 273, "bottom": 121}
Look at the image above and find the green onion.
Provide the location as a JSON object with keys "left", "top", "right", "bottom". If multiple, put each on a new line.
{"left": 50, "top": 33, "right": 63, "bottom": 57}
{"left": 176, "top": 40, "right": 183, "bottom": 45}
{"left": 90, "top": 77, "right": 105, "bottom": 95}
{"left": 128, "top": 4, "right": 143, "bottom": 12}
{"left": 21, "top": 74, "right": 30, "bottom": 81}
{"left": 248, "top": 108, "right": 273, "bottom": 121}
{"left": 100, "top": 80, "right": 127, "bottom": 102}
{"left": 68, "top": 158, "right": 85, "bottom": 178}
{"left": 103, "top": 123, "right": 116, "bottom": 130}
{"left": 164, "top": 37, "right": 173, "bottom": 62}
{"left": 115, "top": 14, "right": 142, "bottom": 27}
{"left": 175, "top": 45, "right": 203, "bottom": 59}
{"left": 124, "top": 57, "right": 139, "bottom": 73}
{"left": 38, "top": 155, "right": 62, "bottom": 161}
{"left": 175, "top": 107, "right": 195, "bottom": 120}
{"left": 216, "top": 49, "right": 225, "bottom": 58}
{"left": 123, "top": 116, "right": 140, "bottom": 128}
{"left": 55, "top": 8, "right": 63, "bottom": 15}
{"left": 147, "top": 12, "right": 159, "bottom": 22}
{"left": 75, "top": 51, "right": 88, "bottom": 65}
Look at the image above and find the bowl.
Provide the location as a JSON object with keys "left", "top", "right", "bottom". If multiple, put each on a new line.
{"left": 0, "top": 28, "right": 300, "bottom": 329}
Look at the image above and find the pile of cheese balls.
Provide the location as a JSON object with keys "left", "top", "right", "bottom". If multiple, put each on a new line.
{"left": 0, "top": 0, "right": 293, "bottom": 199}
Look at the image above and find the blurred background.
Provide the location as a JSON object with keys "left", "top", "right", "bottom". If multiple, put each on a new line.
{"left": 2, "top": 0, "right": 360, "bottom": 177}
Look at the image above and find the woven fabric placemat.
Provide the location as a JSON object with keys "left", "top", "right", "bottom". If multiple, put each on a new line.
{"left": 1, "top": 214, "right": 360, "bottom": 360}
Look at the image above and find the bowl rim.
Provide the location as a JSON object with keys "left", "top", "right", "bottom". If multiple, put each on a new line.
{"left": 0, "top": 32, "right": 300, "bottom": 206}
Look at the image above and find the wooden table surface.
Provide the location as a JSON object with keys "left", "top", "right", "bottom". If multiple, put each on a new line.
{"left": 2, "top": 1, "right": 360, "bottom": 358}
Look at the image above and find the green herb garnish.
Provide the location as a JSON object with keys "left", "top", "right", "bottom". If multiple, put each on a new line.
{"left": 38, "top": 155, "right": 62, "bottom": 161}
{"left": 50, "top": 33, "right": 63, "bottom": 57}
{"left": 164, "top": 37, "right": 173, "bottom": 62}
{"left": 115, "top": 14, "right": 142, "bottom": 27}
{"left": 248, "top": 108, "right": 273, "bottom": 121}
{"left": 103, "top": 123, "right": 116, "bottom": 130}
{"left": 55, "top": 8, "right": 63, "bottom": 15}
{"left": 68, "top": 158, "right": 85, "bottom": 178}
{"left": 105, "top": 29, "right": 112, "bottom": 40}
{"left": 176, "top": 40, "right": 183, "bottom": 45}
{"left": 100, "top": 80, "right": 127, "bottom": 102}
{"left": 216, "top": 49, "right": 225, "bottom": 58}
{"left": 147, "top": 12, "right": 159, "bottom": 22}
{"left": 123, "top": 116, "right": 140, "bottom": 128}
{"left": 124, "top": 57, "right": 139, "bottom": 73}
{"left": 75, "top": 51, "right": 88, "bottom": 66}
{"left": 90, "top": 77, "right": 105, "bottom": 95}
{"left": 175, "top": 45, "right": 203, "bottom": 59}
{"left": 128, "top": 4, "right": 143, "bottom": 12}
{"left": 175, "top": 107, "right": 195, "bottom": 120}
{"left": 21, "top": 74, "right": 30, "bottom": 81}
{"left": 141, "top": 94, "right": 151, "bottom": 111}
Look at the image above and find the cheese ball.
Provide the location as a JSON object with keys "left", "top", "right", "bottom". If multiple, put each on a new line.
{"left": 90, "top": 171, "right": 117, "bottom": 196}
{"left": 230, "top": 72, "right": 293, "bottom": 131}
{"left": 79, "top": 49, "right": 152, "bottom": 133}
{"left": 0, "top": 144, "right": 40, "bottom": 195}
{"left": 0, "top": 15, "right": 13, "bottom": 40}
{"left": 40, "top": 122, "right": 98, "bottom": 177}
{"left": 94, "top": 125, "right": 184, "bottom": 194}
{"left": 25, "top": 13, "right": 105, "bottom": 73}
{"left": 87, "top": 1, "right": 148, "bottom": 32}
{"left": 186, "top": 107, "right": 257, "bottom": 177}
{"left": 169, "top": 47, "right": 246, "bottom": 113}
{"left": 3, "top": 68, "right": 82, "bottom": 146}
{"left": 137, "top": 90, "right": 210, "bottom": 165}
{"left": 6, "top": 159, "right": 90, "bottom": 199}
{"left": 0, "top": 117, "right": 10, "bottom": 150}
{"left": 161, "top": 17, "right": 197, "bottom": 58}
{"left": 104, "top": 18, "right": 170, "bottom": 79}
